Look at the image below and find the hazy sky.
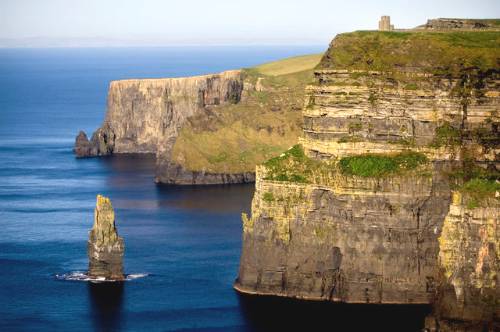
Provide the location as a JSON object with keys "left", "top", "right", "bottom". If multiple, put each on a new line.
{"left": 1, "top": 0, "right": 499, "bottom": 47}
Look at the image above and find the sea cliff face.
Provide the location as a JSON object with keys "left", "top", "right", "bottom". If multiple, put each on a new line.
{"left": 236, "top": 164, "right": 450, "bottom": 303}
{"left": 105, "top": 70, "right": 243, "bottom": 154}
{"left": 236, "top": 28, "right": 499, "bottom": 329}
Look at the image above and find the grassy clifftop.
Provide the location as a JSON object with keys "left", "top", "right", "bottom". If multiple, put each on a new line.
{"left": 254, "top": 54, "right": 322, "bottom": 76}
{"left": 319, "top": 30, "right": 500, "bottom": 74}
{"left": 170, "top": 54, "right": 322, "bottom": 174}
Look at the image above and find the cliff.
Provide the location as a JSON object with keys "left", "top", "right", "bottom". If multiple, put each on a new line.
{"left": 88, "top": 195, "right": 125, "bottom": 281}
{"left": 425, "top": 192, "right": 499, "bottom": 331}
{"left": 75, "top": 55, "right": 320, "bottom": 184}
{"left": 75, "top": 70, "right": 243, "bottom": 155}
{"left": 235, "top": 26, "right": 499, "bottom": 330}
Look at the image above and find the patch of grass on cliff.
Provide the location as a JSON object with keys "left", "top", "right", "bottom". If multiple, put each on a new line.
{"left": 339, "top": 151, "right": 428, "bottom": 178}
{"left": 449, "top": 160, "right": 500, "bottom": 208}
{"left": 262, "top": 192, "right": 275, "bottom": 203}
{"left": 429, "top": 122, "right": 462, "bottom": 148}
{"left": 461, "top": 178, "right": 500, "bottom": 209}
{"left": 263, "top": 145, "right": 327, "bottom": 183}
{"left": 171, "top": 55, "right": 319, "bottom": 174}
{"left": 319, "top": 30, "right": 500, "bottom": 75}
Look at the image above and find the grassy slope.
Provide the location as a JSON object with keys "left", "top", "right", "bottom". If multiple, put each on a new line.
{"left": 254, "top": 54, "right": 322, "bottom": 76}
{"left": 171, "top": 54, "right": 321, "bottom": 174}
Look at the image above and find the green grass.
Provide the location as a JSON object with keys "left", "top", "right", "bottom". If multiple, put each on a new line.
{"left": 447, "top": 159, "right": 499, "bottom": 208}
{"left": 319, "top": 30, "right": 500, "bottom": 76}
{"left": 461, "top": 178, "right": 500, "bottom": 209}
{"left": 263, "top": 145, "right": 429, "bottom": 183}
{"left": 429, "top": 122, "right": 462, "bottom": 148}
{"left": 263, "top": 145, "right": 319, "bottom": 183}
{"left": 339, "top": 151, "right": 428, "bottom": 178}
{"left": 338, "top": 135, "right": 364, "bottom": 143}
{"left": 405, "top": 83, "right": 419, "bottom": 90}
{"left": 254, "top": 54, "right": 322, "bottom": 76}
{"left": 262, "top": 192, "right": 275, "bottom": 203}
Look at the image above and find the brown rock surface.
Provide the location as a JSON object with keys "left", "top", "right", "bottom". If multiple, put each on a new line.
{"left": 88, "top": 195, "right": 125, "bottom": 281}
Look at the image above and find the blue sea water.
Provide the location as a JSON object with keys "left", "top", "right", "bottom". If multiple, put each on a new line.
{"left": 0, "top": 46, "right": 429, "bottom": 331}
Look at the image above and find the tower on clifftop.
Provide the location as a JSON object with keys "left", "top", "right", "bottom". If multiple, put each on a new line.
{"left": 379, "top": 16, "right": 394, "bottom": 31}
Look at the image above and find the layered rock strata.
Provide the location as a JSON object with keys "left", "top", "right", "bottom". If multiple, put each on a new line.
{"left": 88, "top": 195, "right": 125, "bottom": 281}
{"left": 236, "top": 165, "right": 451, "bottom": 303}
{"left": 236, "top": 26, "right": 499, "bottom": 330}
{"left": 302, "top": 69, "right": 499, "bottom": 163}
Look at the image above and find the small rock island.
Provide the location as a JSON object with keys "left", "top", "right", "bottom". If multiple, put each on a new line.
{"left": 88, "top": 195, "right": 125, "bottom": 281}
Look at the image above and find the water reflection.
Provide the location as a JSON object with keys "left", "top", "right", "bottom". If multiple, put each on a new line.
{"left": 156, "top": 183, "right": 254, "bottom": 213}
{"left": 88, "top": 282, "right": 125, "bottom": 332}
{"left": 98, "top": 154, "right": 255, "bottom": 214}
{"left": 237, "top": 293, "right": 430, "bottom": 332}
{"left": 99, "top": 154, "right": 156, "bottom": 173}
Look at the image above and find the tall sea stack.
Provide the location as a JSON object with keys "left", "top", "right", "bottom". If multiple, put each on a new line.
{"left": 88, "top": 195, "right": 125, "bottom": 281}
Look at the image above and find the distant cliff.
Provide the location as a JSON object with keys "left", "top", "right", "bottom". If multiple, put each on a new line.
{"left": 416, "top": 18, "right": 500, "bottom": 31}
{"left": 75, "top": 55, "right": 320, "bottom": 184}
{"left": 75, "top": 70, "right": 243, "bottom": 154}
{"left": 235, "top": 25, "right": 499, "bottom": 330}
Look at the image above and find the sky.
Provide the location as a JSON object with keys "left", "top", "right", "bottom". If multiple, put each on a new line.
{"left": 0, "top": 0, "right": 499, "bottom": 47}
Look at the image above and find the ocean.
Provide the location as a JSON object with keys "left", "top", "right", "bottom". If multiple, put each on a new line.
{"left": 0, "top": 46, "right": 429, "bottom": 331}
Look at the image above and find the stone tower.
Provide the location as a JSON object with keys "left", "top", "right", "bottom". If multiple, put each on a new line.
{"left": 378, "top": 16, "right": 393, "bottom": 31}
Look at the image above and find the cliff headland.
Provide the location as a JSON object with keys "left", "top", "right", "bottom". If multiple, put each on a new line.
{"left": 235, "top": 18, "right": 499, "bottom": 331}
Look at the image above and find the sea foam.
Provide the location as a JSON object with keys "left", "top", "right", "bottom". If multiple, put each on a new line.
{"left": 55, "top": 271, "right": 149, "bottom": 282}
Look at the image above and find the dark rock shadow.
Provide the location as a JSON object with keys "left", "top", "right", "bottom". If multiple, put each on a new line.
{"left": 88, "top": 282, "right": 125, "bottom": 332}
{"left": 237, "top": 292, "right": 431, "bottom": 332}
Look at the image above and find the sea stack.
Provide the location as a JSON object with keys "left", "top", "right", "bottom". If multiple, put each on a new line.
{"left": 88, "top": 195, "right": 125, "bottom": 281}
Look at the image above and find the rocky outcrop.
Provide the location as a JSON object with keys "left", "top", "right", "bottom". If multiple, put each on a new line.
{"left": 425, "top": 192, "right": 499, "bottom": 331}
{"left": 74, "top": 125, "right": 115, "bottom": 158}
{"left": 75, "top": 70, "right": 245, "bottom": 176}
{"left": 155, "top": 161, "right": 255, "bottom": 185}
{"left": 88, "top": 195, "right": 125, "bottom": 281}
